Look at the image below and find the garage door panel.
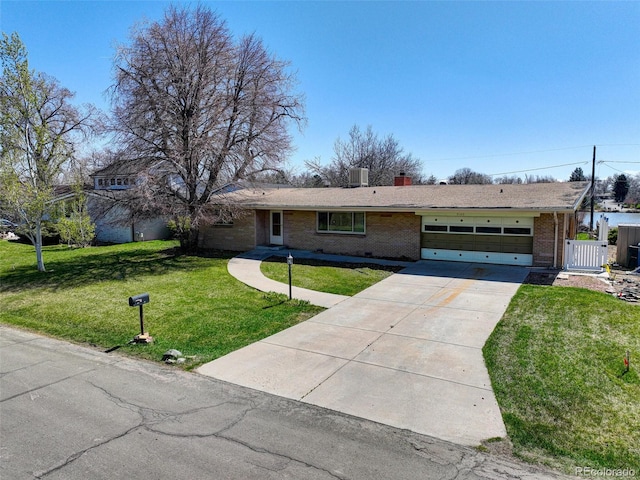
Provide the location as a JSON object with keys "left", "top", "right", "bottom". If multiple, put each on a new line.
{"left": 502, "top": 243, "right": 533, "bottom": 254}
{"left": 420, "top": 215, "right": 534, "bottom": 266}
{"left": 475, "top": 236, "right": 502, "bottom": 248}
{"left": 421, "top": 234, "right": 448, "bottom": 249}
{"left": 421, "top": 248, "right": 533, "bottom": 266}
{"left": 502, "top": 235, "right": 532, "bottom": 245}
{"left": 479, "top": 243, "right": 503, "bottom": 253}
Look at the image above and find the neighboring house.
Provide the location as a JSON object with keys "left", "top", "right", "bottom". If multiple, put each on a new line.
{"left": 88, "top": 161, "right": 171, "bottom": 244}
{"left": 200, "top": 173, "right": 590, "bottom": 268}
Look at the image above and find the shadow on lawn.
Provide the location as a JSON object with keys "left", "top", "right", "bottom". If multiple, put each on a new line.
{"left": 0, "top": 245, "right": 234, "bottom": 292}
{"left": 261, "top": 255, "right": 404, "bottom": 273}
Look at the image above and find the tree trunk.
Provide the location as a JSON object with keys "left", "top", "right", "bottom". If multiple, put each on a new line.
{"left": 186, "top": 226, "right": 199, "bottom": 254}
{"left": 35, "top": 221, "right": 46, "bottom": 272}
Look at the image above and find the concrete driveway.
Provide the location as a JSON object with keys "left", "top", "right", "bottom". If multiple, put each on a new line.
{"left": 198, "top": 256, "right": 528, "bottom": 446}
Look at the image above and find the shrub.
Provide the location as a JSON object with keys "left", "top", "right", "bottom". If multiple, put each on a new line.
{"left": 56, "top": 213, "right": 95, "bottom": 247}
{"left": 167, "top": 216, "right": 192, "bottom": 250}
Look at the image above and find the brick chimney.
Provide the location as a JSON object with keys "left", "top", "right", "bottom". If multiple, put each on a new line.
{"left": 394, "top": 172, "right": 412, "bottom": 186}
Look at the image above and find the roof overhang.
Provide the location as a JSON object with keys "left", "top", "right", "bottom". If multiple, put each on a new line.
{"left": 240, "top": 205, "right": 578, "bottom": 215}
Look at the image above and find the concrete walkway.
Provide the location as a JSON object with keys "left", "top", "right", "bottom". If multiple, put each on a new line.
{"left": 199, "top": 251, "right": 528, "bottom": 446}
{"left": 227, "top": 248, "right": 414, "bottom": 308}
{"left": 227, "top": 249, "right": 345, "bottom": 308}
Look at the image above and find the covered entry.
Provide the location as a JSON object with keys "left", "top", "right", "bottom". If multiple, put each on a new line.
{"left": 420, "top": 214, "right": 534, "bottom": 266}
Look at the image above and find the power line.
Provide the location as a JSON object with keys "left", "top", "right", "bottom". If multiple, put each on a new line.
{"left": 429, "top": 145, "right": 593, "bottom": 163}
{"left": 601, "top": 163, "right": 633, "bottom": 174}
{"left": 591, "top": 143, "right": 640, "bottom": 148}
{"left": 428, "top": 144, "right": 640, "bottom": 164}
{"left": 488, "top": 161, "right": 588, "bottom": 177}
{"left": 601, "top": 160, "right": 640, "bottom": 164}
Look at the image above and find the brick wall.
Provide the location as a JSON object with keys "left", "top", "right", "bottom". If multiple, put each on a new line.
{"left": 199, "top": 208, "right": 574, "bottom": 265}
{"left": 284, "top": 210, "right": 421, "bottom": 260}
{"left": 533, "top": 212, "right": 569, "bottom": 267}
{"left": 199, "top": 211, "right": 256, "bottom": 251}
{"left": 255, "top": 210, "right": 268, "bottom": 245}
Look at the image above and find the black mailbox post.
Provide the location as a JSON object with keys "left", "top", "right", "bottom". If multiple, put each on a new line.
{"left": 128, "top": 293, "right": 150, "bottom": 340}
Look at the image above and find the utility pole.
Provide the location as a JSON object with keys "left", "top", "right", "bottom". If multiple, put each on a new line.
{"left": 590, "top": 145, "right": 596, "bottom": 232}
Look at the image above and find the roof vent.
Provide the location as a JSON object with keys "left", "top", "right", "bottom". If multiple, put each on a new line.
{"left": 349, "top": 168, "right": 369, "bottom": 188}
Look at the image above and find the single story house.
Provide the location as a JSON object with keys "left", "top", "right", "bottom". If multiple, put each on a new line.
{"left": 200, "top": 176, "right": 590, "bottom": 268}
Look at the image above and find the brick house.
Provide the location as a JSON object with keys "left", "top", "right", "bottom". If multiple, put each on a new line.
{"left": 200, "top": 177, "right": 590, "bottom": 268}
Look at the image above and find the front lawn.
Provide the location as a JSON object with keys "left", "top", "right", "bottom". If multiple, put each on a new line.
{"left": 0, "top": 240, "right": 323, "bottom": 369}
{"left": 484, "top": 285, "right": 640, "bottom": 472}
{"left": 260, "top": 256, "right": 402, "bottom": 296}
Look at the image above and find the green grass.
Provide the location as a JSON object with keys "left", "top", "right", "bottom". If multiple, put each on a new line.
{"left": 484, "top": 284, "right": 640, "bottom": 472}
{"left": 260, "top": 256, "right": 402, "bottom": 296}
{"left": 0, "top": 240, "right": 323, "bottom": 369}
{"left": 5, "top": 239, "right": 639, "bottom": 472}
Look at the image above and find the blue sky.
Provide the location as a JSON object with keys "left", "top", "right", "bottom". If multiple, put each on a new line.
{"left": 2, "top": 0, "right": 639, "bottom": 181}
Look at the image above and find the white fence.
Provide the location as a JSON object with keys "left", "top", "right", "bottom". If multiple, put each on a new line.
{"left": 564, "top": 240, "right": 608, "bottom": 271}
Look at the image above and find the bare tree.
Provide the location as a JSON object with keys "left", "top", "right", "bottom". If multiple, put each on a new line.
{"left": 495, "top": 175, "right": 523, "bottom": 184}
{"left": 599, "top": 175, "right": 614, "bottom": 196}
{"left": 0, "top": 33, "right": 97, "bottom": 271}
{"left": 306, "top": 125, "right": 423, "bottom": 187}
{"left": 249, "top": 167, "right": 328, "bottom": 188}
{"left": 421, "top": 174, "right": 437, "bottom": 185}
{"left": 448, "top": 168, "right": 493, "bottom": 185}
{"left": 627, "top": 173, "right": 640, "bottom": 206}
{"left": 108, "top": 5, "right": 305, "bottom": 251}
{"left": 523, "top": 174, "right": 557, "bottom": 184}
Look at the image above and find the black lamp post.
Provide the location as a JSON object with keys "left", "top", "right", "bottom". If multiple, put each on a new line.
{"left": 287, "top": 252, "right": 293, "bottom": 300}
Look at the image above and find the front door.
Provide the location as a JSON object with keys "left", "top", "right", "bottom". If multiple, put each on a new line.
{"left": 270, "top": 210, "right": 283, "bottom": 245}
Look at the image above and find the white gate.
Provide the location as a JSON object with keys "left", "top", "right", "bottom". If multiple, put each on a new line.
{"left": 564, "top": 240, "right": 608, "bottom": 271}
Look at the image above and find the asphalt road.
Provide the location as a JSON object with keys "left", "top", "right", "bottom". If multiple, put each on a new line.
{"left": 0, "top": 326, "right": 569, "bottom": 480}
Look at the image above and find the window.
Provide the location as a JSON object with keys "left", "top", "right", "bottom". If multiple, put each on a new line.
{"left": 450, "top": 225, "right": 474, "bottom": 233}
{"left": 271, "top": 211, "right": 281, "bottom": 235}
{"left": 424, "top": 225, "right": 448, "bottom": 232}
{"left": 503, "top": 227, "right": 531, "bottom": 235}
{"left": 317, "top": 212, "right": 365, "bottom": 233}
{"left": 476, "top": 226, "right": 502, "bottom": 234}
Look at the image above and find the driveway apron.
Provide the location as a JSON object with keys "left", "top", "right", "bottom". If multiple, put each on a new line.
{"left": 197, "top": 257, "right": 528, "bottom": 446}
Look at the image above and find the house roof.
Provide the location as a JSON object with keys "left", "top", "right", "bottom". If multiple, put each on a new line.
{"left": 224, "top": 181, "right": 590, "bottom": 213}
{"left": 90, "top": 158, "right": 159, "bottom": 177}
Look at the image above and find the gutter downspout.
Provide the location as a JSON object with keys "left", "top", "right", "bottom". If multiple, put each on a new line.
{"left": 553, "top": 212, "right": 559, "bottom": 269}
{"left": 563, "top": 212, "right": 569, "bottom": 269}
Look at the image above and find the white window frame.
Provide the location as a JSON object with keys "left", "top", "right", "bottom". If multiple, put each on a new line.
{"left": 317, "top": 211, "right": 366, "bottom": 234}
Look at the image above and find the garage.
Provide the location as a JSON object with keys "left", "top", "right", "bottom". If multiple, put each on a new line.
{"left": 420, "top": 214, "right": 534, "bottom": 266}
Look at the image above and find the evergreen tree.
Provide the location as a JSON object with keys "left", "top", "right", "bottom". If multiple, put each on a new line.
{"left": 569, "top": 167, "right": 586, "bottom": 182}
{"left": 613, "top": 174, "right": 629, "bottom": 203}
